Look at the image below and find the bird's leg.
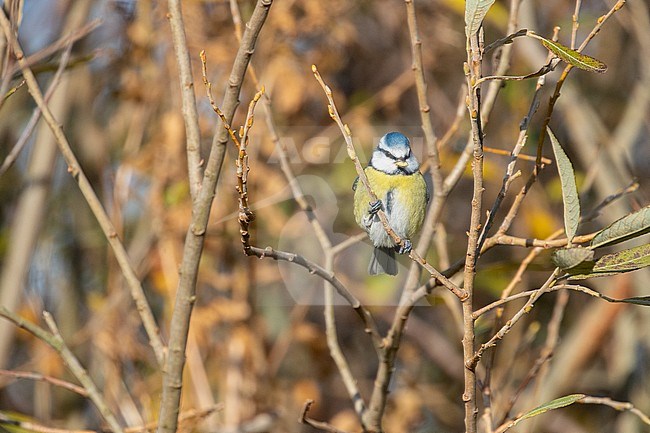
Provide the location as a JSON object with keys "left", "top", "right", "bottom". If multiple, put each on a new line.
{"left": 396, "top": 239, "right": 412, "bottom": 255}
{"left": 362, "top": 199, "right": 383, "bottom": 229}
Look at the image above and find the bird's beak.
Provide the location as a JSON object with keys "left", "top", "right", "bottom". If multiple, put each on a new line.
{"left": 395, "top": 160, "right": 408, "bottom": 168}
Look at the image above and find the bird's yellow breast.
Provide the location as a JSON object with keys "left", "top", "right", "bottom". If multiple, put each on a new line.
{"left": 354, "top": 167, "right": 428, "bottom": 246}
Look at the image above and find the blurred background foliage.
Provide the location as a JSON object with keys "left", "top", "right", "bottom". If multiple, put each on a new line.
{"left": 0, "top": 0, "right": 649, "bottom": 432}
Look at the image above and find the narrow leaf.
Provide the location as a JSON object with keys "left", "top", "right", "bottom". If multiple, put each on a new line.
{"left": 591, "top": 205, "right": 650, "bottom": 249}
{"left": 567, "top": 270, "right": 618, "bottom": 280}
{"left": 538, "top": 36, "right": 607, "bottom": 73}
{"left": 465, "top": 0, "right": 496, "bottom": 37}
{"left": 568, "top": 244, "right": 650, "bottom": 279}
{"left": 593, "top": 243, "right": 650, "bottom": 273}
{"left": 612, "top": 296, "right": 650, "bottom": 307}
{"left": 547, "top": 127, "right": 580, "bottom": 242}
{"left": 516, "top": 394, "right": 586, "bottom": 424}
{"left": 552, "top": 247, "right": 594, "bottom": 270}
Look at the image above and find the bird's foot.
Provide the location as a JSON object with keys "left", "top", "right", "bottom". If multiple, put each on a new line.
{"left": 368, "top": 199, "right": 383, "bottom": 215}
{"left": 397, "top": 239, "right": 412, "bottom": 255}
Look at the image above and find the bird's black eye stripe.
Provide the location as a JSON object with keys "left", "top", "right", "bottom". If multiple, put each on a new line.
{"left": 378, "top": 147, "right": 409, "bottom": 160}
{"left": 378, "top": 147, "right": 395, "bottom": 159}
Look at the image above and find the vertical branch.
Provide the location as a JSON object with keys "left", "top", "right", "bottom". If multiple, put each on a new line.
{"left": 404, "top": 0, "right": 441, "bottom": 190}
{"left": 230, "top": 1, "right": 378, "bottom": 417}
{"left": 157, "top": 2, "right": 272, "bottom": 433}
{"left": 323, "top": 253, "right": 368, "bottom": 428}
{"left": 236, "top": 88, "right": 265, "bottom": 253}
{"left": 167, "top": 0, "right": 203, "bottom": 200}
{"left": 402, "top": 0, "right": 446, "bottom": 294}
{"left": 205, "top": 0, "right": 273, "bottom": 189}
{"left": 463, "top": 28, "right": 486, "bottom": 433}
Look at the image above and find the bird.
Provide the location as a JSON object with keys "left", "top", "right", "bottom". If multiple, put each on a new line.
{"left": 353, "top": 132, "right": 429, "bottom": 275}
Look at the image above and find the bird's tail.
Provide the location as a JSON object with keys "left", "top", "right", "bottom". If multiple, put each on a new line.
{"left": 369, "top": 247, "right": 398, "bottom": 276}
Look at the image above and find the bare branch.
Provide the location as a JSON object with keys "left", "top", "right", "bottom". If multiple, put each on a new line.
{"left": 0, "top": 9, "right": 165, "bottom": 367}
{"left": 158, "top": 3, "right": 273, "bottom": 432}
{"left": 299, "top": 400, "right": 352, "bottom": 433}
{"left": 0, "top": 369, "right": 88, "bottom": 397}
{"left": 0, "top": 308, "right": 123, "bottom": 433}
{"left": 578, "top": 396, "right": 650, "bottom": 426}
{"left": 166, "top": 0, "right": 203, "bottom": 199}
{"left": 0, "top": 43, "right": 72, "bottom": 176}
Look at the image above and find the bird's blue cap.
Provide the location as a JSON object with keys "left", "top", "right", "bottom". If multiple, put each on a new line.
{"left": 379, "top": 132, "right": 411, "bottom": 159}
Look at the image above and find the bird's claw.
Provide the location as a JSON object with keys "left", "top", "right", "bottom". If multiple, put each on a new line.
{"left": 397, "top": 239, "right": 412, "bottom": 255}
{"left": 368, "top": 200, "right": 382, "bottom": 215}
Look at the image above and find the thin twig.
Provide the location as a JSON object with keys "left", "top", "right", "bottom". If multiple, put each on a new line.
{"left": 433, "top": 84, "right": 467, "bottom": 153}
{"left": 234, "top": 87, "right": 265, "bottom": 254}
{"left": 0, "top": 369, "right": 88, "bottom": 397}
{"left": 166, "top": 0, "right": 202, "bottom": 200}
{"left": 401, "top": 0, "right": 448, "bottom": 306}
{"left": 0, "top": 10, "right": 166, "bottom": 367}
{"left": 404, "top": 0, "right": 441, "bottom": 191}
{"left": 5, "top": 19, "right": 101, "bottom": 80}
{"left": 0, "top": 308, "right": 123, "bottom": 433}
{"left": 0, "top": 43, "right": 72, "bottom": 176}
{"left": 473, "top": 59, "right": 556, "bottom": 88}
{"left": 483, "top": 147, "right": 552, "bottom": 165}
{"left": 469, "top": 271, "right": 561, "bottom": 368}
{"left": 487, "top": 232, "right": 595, "bottom": 249}
{"left": 299, "top": 400, "right": 352, "bottom": 433}
{"left": 578, "top": 396, "right": 650, "bottom": 425}
{"left": 323, "top": 252, "right": 368, "bottom": 426}
{"left": 330, "top": 232, "right": 367, "bottom": 255}
{"left": 497, "top": 290, "right": 569, "bottom": 425}
{"left": 535, "top": 0, "right": 626, "bottom": 162}
{"left": 571, "top": 0, "right": 582, "bottom": 50}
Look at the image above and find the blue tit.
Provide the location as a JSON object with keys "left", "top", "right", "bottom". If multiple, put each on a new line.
{"left": 353, "top": 132, "right": 429, "bottom": 275}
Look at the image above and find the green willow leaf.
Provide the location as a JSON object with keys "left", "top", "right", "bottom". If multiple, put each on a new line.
{"left": 591, "top": 205, "right": 650, "bottom": 249}
{"left": 548, "top": 127, "right": 580, "bottom": 242}
{"left": 568, "top": 244, "right": 650, "bottom": 280}
{"left": 593, "top": 243, "right": 650, "bottom": 273}
{"left": 465, "top": 0, "right": 496, "bottom": 37}
{"left": 527, "top": 32, "right": 607, "bottom": 73}
{"left": 541, "top": 39, "right": 607, "bottom": 73}
{"left": 552, "top": 247, "right": 594, "bottom": 270}
{"left": 515, "top": 394, "right": 586, "bottom": 425}
{"left": 0, "top": 411, "right": 36, "bottom": 433}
